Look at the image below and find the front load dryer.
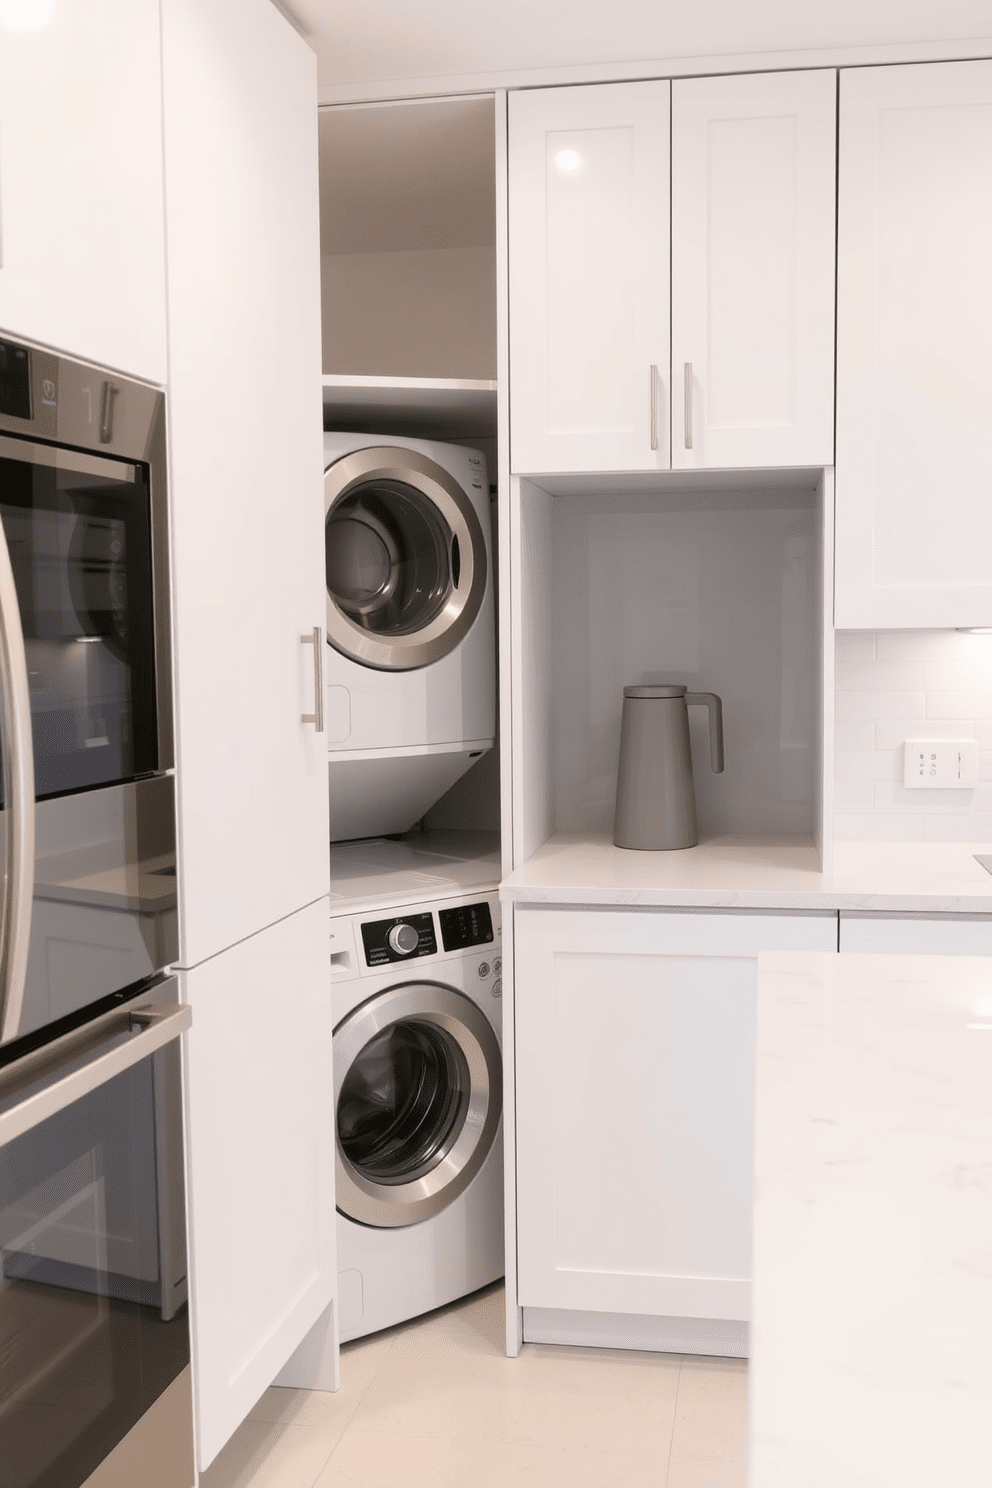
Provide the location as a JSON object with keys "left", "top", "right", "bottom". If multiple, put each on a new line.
{"left": 323, "top": 431, "right": 496, "bottom": 841}
{"left": 329, "top": 888, "right": 504, "bottom": 1342}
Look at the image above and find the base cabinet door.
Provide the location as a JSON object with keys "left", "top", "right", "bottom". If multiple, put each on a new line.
{"left": 181, "top": 898, "right": 335, "bottom": 1471}
{"left": 513, "top": 907, "right": 837, "bottom": 1326}
{"left": 0, "top": 0, "right": 167, "bottom": 382}
{"left": 835, "top": 60, "right": 992, "bottom": 628}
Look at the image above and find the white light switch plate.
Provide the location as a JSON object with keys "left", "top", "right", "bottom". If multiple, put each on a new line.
{"left": 904, "top": 739, "right": 978, "bottom": 789}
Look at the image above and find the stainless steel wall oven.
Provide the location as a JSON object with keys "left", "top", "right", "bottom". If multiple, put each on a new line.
{"left": 0, "top": 334, "right": 191, "bottom": 1488}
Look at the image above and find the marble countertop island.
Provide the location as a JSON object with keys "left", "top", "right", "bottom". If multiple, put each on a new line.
{"left": 750, "top": 951, "right": 992, "bottom": 1486}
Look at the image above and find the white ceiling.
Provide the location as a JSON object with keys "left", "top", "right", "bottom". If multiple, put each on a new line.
{"left": 280, "top": 0, "right": 992, "bottom": 101}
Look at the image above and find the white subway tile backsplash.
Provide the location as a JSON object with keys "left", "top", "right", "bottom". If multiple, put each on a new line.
{"left": 835, "top": 749, "right": 900, "bottom": 782}
{"left": 835, "top": 810, "right": 928, "bottom": 841}
{"left": 833, "top": 632, "right": 992, "bottom": 843}
{"left": 835, "top": 690, "right": 926, "bottom": 720}
{"left": 834, "top": 780, "right": 874, "bottom": 810}
{"left": 835, "top": 719, "right": 876, "bottom": 751}
{"left": 874, "top": 717, "right": 975, "bottom": 749}
{"left": 834, "top": 661, "right": 927, "bottom": 691}
{"left": 873, "top": 780, "right": 974, "bottom": 811}
{"left": 926, "top": 691, "right": 992, "bottom": 719}
{"left": 924, "top": 812, "right": 992, "bottom": 841}
{"left": 834, "top": 632, "right": 875, "bottom": 662}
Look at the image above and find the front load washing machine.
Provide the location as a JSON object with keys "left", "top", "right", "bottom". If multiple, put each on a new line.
{"left": 323, "top": 432, "right": 496, "bottom": 841}
{"left": 329, "top": 888, "right": 504, "bottom": 1342}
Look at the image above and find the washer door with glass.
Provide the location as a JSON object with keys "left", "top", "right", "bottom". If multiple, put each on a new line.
{"left": 334, "top": 982, "right": 502, "bottom": 1228}
{"left": 324, "top": 447, "right": 488, "bottom": 672}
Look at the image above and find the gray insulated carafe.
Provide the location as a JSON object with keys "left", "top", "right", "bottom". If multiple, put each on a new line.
{"left": 613, "top": 685, "right": 725, "bottom": 850}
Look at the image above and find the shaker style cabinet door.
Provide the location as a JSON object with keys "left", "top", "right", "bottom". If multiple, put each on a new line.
{"left": 513, "top": 907, "right": 837, "bottom": 1324}
{"left": 161, "top": 0, "right": 330, "bottom": 968}
{"left": 508, "top": 81, "right": 671, "bottom": 474}
{"left": 671, "top": 69, "right": 837, "bottom": 471}
{"left": 0, "top": 0, "right": 167, "bottom": 382}
{"left": 835, "top": 61, "right": 992, "bottom": 628}
{"left": 181, "top": 899, "right": 335, "bottom": 1472}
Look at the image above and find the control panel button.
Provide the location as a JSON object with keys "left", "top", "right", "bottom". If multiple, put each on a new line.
{"left": 388, "top": 922, "right": 420, "bottom": 956}
{"left": 491, "top": 978, "right": 502, "bottom": 998}
{"left": 438, "top": 900, "right": 494, "bottom": 953}
{"left": 478, "top": 961, "right": 490, "bottom": 979}
{"left": 492, "top": 956, "right": 502, "bottom": 976}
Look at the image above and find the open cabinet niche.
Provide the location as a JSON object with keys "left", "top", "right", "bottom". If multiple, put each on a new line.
{"left": 510, "top": 470, "right": 835, "bottom": 872}
{"left": 319, "top": 97, "right": 497, "bottom": 386}
{"left": 318, "top": 94, "right": 502, "bottom": 847}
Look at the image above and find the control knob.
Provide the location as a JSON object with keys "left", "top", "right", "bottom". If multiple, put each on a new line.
{"left": 387, "top": 922, "right": 419, "bottom": 956}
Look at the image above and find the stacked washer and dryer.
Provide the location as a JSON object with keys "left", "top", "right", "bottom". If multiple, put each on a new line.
{"left": 322, "top": 432, "right": 503, "bottom": 1343}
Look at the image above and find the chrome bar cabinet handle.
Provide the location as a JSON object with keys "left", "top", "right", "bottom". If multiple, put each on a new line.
{"left": 301, "top": 626, "right": 324, "bottom": 733}
{"left": 0, "top": 514, "right": 36, "bottom": 1044}
{"left": 649, "top": 364, "right": 659, "bottom": 452}
{"left": 684, "top": 362, "right": 693, "bottom": 450}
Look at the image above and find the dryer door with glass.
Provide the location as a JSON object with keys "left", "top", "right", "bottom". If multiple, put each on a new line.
{"left": 324, "top": 447, "right": 488, "bottom": 672}
{"left": 334, "top": 982, "right": 502, "bottom": 1228}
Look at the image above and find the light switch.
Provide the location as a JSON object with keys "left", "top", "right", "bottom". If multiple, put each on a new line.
{"left": 903, "top": 739, "right": 978, "bottom": 789}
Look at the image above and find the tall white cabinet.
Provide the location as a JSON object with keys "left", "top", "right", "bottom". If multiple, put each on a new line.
{"left": 160, "top": 0, "right": 335, "bottom": 1471}
{"left": 0, "top": 0, "right": 167, "bottom": 382}
{"left": 508, "top": 70, "right": 836, "bottom": 475}
{"left": 835, "top": 60, "right": 992, "bottom": 629}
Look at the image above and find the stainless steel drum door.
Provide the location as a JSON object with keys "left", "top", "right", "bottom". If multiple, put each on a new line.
{"left": 334, "top": 983, "right": 501, "bottom": 1228}
{"left": 324, "top": 447, "right": 488, "bottom": 672}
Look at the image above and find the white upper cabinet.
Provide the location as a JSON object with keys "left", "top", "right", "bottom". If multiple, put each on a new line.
{"left": 0, "top": 0, "right": 167, "bottom": 383}
{"left": 161, "top": 0, "right": 330, "bottom": 968}
{"left": 508, "top": 71, "right": 836, "bottom": 476}
{"left": 835, "top": 60, "right": 992, "bottom": 629}
{"left": 508, "top": 81, "right": 671, "bottom": 474}
{"left": 671, "top": 69, "right": 837, "bottom": 471}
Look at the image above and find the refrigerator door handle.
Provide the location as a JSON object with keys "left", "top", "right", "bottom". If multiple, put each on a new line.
{"left": 0, "top": 513, "right": 36, "bottom": 1043}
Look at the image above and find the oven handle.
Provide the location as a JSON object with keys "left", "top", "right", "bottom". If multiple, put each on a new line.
{"left": 0, "top": 997, "right": 191, "bottom": 1148}
{"left": 0, "top": 512, "right": 36, "bottom": 1044}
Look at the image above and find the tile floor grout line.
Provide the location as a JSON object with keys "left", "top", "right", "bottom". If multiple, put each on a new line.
{"left": 662, "top": 1356, "right": 684, "bottom": 1488}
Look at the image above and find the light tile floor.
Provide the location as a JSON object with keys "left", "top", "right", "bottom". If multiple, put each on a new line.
{"left": 201, "top": 1284, "right": 748, "bottom": 1488}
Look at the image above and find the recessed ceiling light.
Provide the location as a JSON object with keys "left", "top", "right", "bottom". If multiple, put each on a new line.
{"left": 0, "top": 0, "right": 54, "bottom": 29}
{"left": 554, "top": 149, "right": 582, "bottom": 172}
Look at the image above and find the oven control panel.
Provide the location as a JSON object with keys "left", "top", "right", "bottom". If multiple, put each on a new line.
{"left": 361, "top": 912, "right": 437, "bottom": 967}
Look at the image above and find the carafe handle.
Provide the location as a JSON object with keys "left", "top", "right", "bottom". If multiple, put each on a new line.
{"left": 685, "top": 692, "right": 724, "bottom": 774}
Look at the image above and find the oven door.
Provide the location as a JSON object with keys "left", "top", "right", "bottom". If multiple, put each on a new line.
{"left": 0, "top": 429, "right": 176, "bottom": 1053}
{"left": 0, "top": 977, "right": 192, "bottom": 1488}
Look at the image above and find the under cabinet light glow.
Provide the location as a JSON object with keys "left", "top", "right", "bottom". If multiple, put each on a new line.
{"left": 956, "top": 627, "right": 992, "bottom": 634}
{"left": 554, "top": 149, "right": 582, "bottom": 171}
{"left": 0, "top": 0, "right": 54, "bottom": 29}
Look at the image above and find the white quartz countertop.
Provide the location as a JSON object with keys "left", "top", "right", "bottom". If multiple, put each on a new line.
{"left": 499, "top": 831, "right": 992, "bottom": 912}
{"left": 750, "top": 951, "right": 992, "bottom": 1487}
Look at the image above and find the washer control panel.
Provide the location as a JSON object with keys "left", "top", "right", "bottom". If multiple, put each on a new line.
{"left": 438, "top": 900, "right": 494, "bottom": 953}
{"left": 362, "top": 912, "right": 437, "bottom": 967}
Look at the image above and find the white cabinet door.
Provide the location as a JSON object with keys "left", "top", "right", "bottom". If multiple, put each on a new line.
{"left": 182, "top": 898, "right": 335, "bottom": 1471}
{"left": 835, "top": 61, "right": 992, "bottom": 628}
{"left": 839, "top": 912, "right": 992, "bottom": 955}
{"left": 514, "top": 907, "right": 837, "bottom": 1322}
{"left": 508, "top": 82, "right": 671, "bottom": 474}
{"left": 671, "top": 69, "right": 837, "bottom": 470}
{"left": 0, "top": 0, "right": 167, "bottom": 383}
{"left": 161, "top": 0, "right": 329, "bottom": 968}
